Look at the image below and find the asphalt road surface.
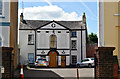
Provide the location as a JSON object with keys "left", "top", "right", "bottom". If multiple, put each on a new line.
{"left": 24, "top": 68, "right": 94, "bottom": 79}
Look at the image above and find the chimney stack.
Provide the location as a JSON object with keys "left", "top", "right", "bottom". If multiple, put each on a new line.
{"left": 20, "top": 13, "right": 24, "bottom": 22}
{"left": 82, "top": 12, "right": 86, "bottom": 24}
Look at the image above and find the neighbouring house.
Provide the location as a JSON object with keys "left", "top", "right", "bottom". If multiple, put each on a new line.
{"left": 98, "top": 1, "right": 120, "bottom": 66}
{"left": 19, "top": 13, "right": 87, "bottom": 67}
{"left": 0, "top": 0, "right": 18, "bottom": 70}
{"left": 0, "top": 1, "right": 10, "bottom": 47}
{"left": 86, "top": 43, "right": 98, "bottom": 58}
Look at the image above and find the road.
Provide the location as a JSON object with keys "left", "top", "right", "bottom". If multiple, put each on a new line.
{"left": 24, "top": 68, "right": 94, "bottom": 79}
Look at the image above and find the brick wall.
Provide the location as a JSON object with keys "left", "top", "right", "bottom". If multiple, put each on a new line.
{"left": 95, "top": 47, "right": 115, "bottom": 78}
{"left": 1, "top": 47, "right": 13, "bottom": 79}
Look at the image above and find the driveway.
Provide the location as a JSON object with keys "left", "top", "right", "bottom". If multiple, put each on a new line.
{"left": 24, "top": 68, "right": 94, "bottom": 79}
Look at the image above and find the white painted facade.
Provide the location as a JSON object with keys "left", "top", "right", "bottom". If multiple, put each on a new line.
{"left": 0, "top": 1, "right": 10, "bottom": 47}
{"left": 19, "top": 20, "right": 87, "bottom": 67}
{"left": 98, "top": 1, "right": 104, "bottom": 47}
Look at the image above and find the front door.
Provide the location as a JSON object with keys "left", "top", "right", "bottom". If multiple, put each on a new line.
{"left": 49, "top": 51, "right": 58, "bottom": 67}
{"left": 61, "top": 56, "right": 66, "bottom": 67}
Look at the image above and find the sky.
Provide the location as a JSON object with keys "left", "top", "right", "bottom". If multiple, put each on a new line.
{"left": 18, "top": 0, "right": 98, "bottom": 35}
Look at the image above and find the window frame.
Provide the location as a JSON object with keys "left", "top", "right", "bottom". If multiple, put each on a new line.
{"left": 71, "top": 40, "right": 77, "bottom": 50}
{"left": 50, "top": 34, "right": 57, "bottom": 48}
{"left": 72, "top": 55, "right": 77, "bottom": 64}
{"left": 28, "top": 34, "right": 34, "bottom": 45}
{"left": 71, "top": 31, "right": 77, "bottom": 37}
{"left": 0, "top": 36, "right": 2, "bottom": 46}
{"left": 0, "top": 0, "right": 4, "bottom": 17}
{"left": 28, "top": 53, "right": 34, "bottom": 64}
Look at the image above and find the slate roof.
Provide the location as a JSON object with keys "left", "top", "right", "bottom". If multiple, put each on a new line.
{"left": 19, "top": 20, "right": 86, "bottom": 30}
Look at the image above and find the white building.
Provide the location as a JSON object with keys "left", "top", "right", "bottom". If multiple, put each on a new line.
{"left": 0, "top": 1, "right": 10, "bottom": 47}
{"left": 19, "top": 13, "right": 87, "bottom": 67}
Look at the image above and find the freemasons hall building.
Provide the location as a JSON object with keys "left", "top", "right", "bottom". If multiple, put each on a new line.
{"left": 19, "top": 13, "right": 87, "bottom": 67}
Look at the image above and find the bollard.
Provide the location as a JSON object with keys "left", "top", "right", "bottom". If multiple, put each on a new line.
{"left": 77, "top": 68, "right": 79, "bottom": 79}
{"left": 20, "top": 65, "right": 24, "bottom": 79}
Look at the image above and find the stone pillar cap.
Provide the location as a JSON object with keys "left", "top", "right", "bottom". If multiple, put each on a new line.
{"left": 96, "top": 47, "right": 115, "bottom": 51}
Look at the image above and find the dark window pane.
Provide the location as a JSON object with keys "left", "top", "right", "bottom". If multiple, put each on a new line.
{"left": 28, "top": 34, "right": 34, "bottom": 44}
{"left": 72, "top": 31, "right": 77, "bottom": 37}
{"left": 72, "top": 40, "right": 76, "bottom": 49}
{"left": 0, "top": 0, "right": 2, "bottom": 15}
{"left": 72, "top": 56, "right": 77, "bottom": 64}
{"left": 58, "top": 31, "right": 61, "bottom": 33}
{"left": 46, "top": 31, "right": 49, "bottom": 33}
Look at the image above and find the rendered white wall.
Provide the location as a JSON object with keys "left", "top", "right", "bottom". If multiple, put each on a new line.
{"left": 19, "top": 30, "right": 35, "bottom": 64}
{"left": 37, "top": 50, "right": 70, "bottom": 55}
{"left": 37, "top": 30, "right": 70, "bottom": 49}
{"left": 0, "top": 26, "right": 9, "bottom": 47}
{"left": 66, "top": 56, "right": 70, "bottom": 66}
{"left": 98, "top": 2, "right": 104, "bottom": 47}
{"left": 0, "top": 2, "right": 10, "bottom": 22}
{"left": 0, "top": 2, "right": 10, "bottom": 47}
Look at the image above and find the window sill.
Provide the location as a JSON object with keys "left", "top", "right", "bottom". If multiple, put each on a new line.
{"left": 0, "top": 16, "right": 5, "bottom": 18}
{"left": 28, "top": 44, "right": 34, "bottom": 45}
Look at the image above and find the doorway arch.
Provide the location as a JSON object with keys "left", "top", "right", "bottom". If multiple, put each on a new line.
{"left": 48, "top": 50, "right": 58, "bottom": 67}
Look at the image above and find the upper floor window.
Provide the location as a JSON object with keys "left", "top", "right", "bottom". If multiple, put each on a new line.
{"left": 28, "top": 34, "right": 34, "bottom": 45}
{"left": 71, "top": 40, "right": 77, "bottom": 49}
{"left": 58, "top": 31, "right": 61, "bottom": 33}
{"left": 0, "top": 0, "right": 2, "bottom": 15}
{"left": 50, "top": 34, "right": 57, "bottom": 48}
{"left": 72, "top": 31, "right": 77, "bottom": 37}
{"left": 46, "top": 31, "right": 49, "bottom": 33}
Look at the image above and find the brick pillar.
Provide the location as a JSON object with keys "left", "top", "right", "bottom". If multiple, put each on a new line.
{"left": 2, "top": 47, "right": 13, "bottom": 79}
{"left": 95, "top": 47, "right": 115, "bottom": 79}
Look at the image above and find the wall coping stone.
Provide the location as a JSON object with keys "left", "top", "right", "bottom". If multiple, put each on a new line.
{"left": 96, "top": 47, "right": 115, "bottom": 51}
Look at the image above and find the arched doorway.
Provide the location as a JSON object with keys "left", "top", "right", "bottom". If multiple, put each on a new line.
{"left": 48, "top": 51, "right": 58, "bottom": 67}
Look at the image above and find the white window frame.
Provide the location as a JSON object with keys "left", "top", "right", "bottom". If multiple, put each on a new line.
{"left": 28, "top": 53, "right": 34, "bottom": 64}
{"left": 28, "top": 34, "right": 34, "bottom": 45}
{"left": 71, "top": 40, "right": 77, "bottom": 49}
{"left": 0, "top": 0, "right": 4, "bottom": 17}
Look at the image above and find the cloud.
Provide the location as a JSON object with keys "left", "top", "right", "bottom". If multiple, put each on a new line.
{"left": 18, "top": 5, "right": 82, "bottom": 21}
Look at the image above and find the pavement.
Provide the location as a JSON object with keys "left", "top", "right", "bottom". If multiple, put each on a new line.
{"left": 23, "top": 67, "right": 94, "bottom": 79}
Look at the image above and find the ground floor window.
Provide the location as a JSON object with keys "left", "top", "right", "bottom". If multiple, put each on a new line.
{"left": 28, "top": 53, "right": 34, "bottom": 63}
{"left": 72, "top": 56, "right": 77, "bottom": 64}
{"left": 0, "top": 41, "right": 1, "bottom": 46}
{"left": 0, "top": 36, "right": 2, "bottom": 46}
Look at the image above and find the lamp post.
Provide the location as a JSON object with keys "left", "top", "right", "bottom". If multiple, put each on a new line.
{"left": 81, "top": 23, "right": 85, "bottom": 61}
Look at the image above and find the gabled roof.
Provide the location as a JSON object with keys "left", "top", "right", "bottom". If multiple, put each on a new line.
{"left": 19, "top": 20, "right": 86, "bottom": 30}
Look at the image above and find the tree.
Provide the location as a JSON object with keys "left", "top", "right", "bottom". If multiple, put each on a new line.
{"left": 88, "top": 32, "right": 98, "bottom": 43}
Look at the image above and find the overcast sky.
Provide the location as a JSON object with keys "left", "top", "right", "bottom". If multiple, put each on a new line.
{"left": 18, "top": 0, "right": 98, "bottom": 34}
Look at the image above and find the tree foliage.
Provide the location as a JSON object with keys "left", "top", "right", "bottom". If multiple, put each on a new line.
{"left": 88, "top": 32, "right": 98, "bottom": 43}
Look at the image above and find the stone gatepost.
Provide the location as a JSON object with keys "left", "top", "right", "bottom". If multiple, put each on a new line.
{"left": 2, "top": 47, "right": 13, "bottom": 79}
{"left": 95, "top": 47, "right": 115, "bottom": 79}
